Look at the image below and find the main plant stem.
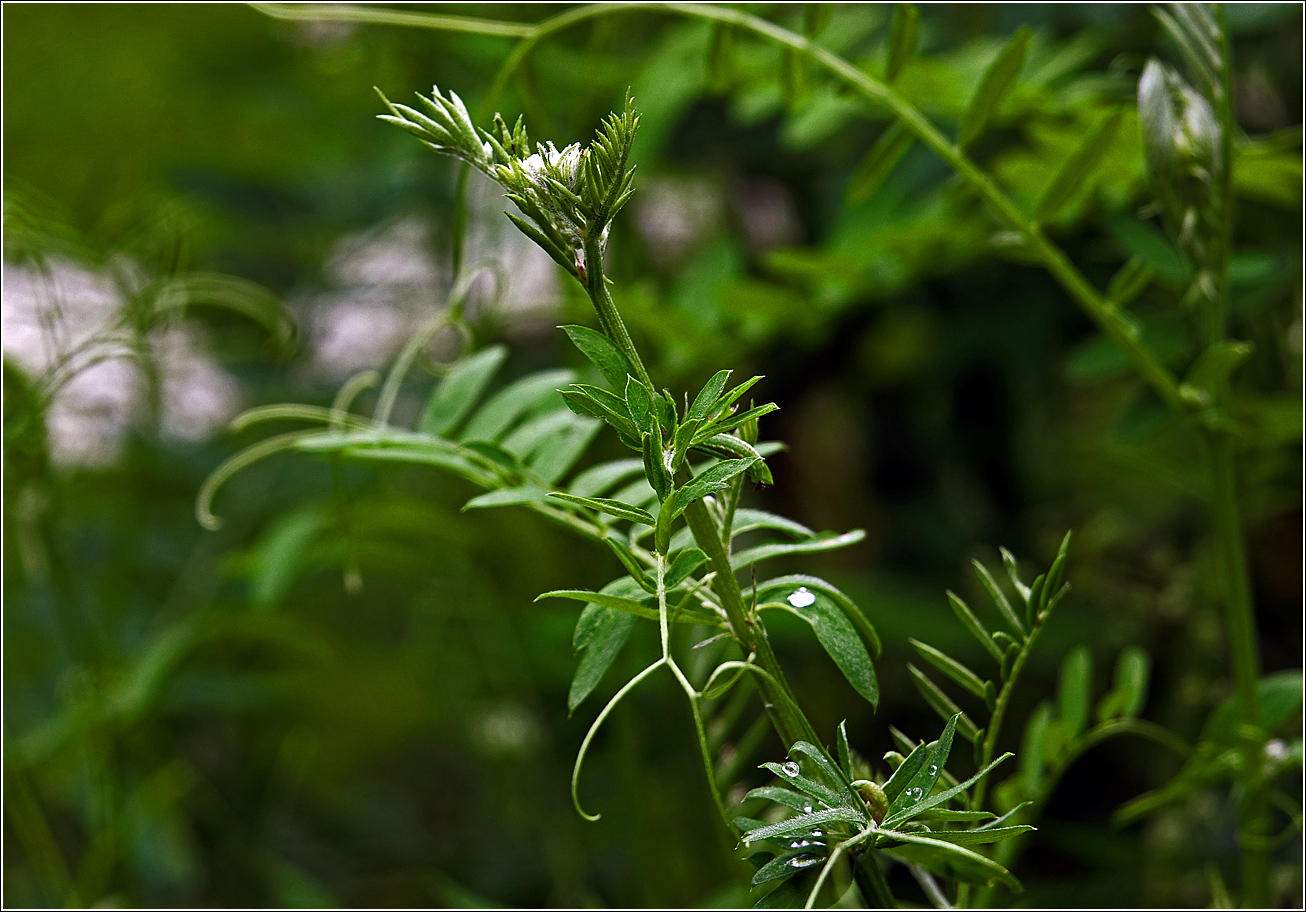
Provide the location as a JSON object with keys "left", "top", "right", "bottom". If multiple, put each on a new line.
{"left": 580, "top": 231, "right": 821, "bottom": 750}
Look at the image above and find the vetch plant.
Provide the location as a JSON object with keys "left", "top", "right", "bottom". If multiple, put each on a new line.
{"left": 213, "top": 2, "right": 1301, "bottom": 906}
{"left": 200, "top": 84, "right": 1035, "bottom": 904}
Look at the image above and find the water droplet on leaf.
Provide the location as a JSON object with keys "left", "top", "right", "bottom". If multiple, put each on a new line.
{"left": 787, "top": 587, "right": 817, "bottom": 608}
{"left": 782, "top": 761, "right": 801, "bottom": 777}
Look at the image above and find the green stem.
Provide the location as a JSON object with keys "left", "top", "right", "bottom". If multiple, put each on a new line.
{"left": 852, "top": 850, "right": 897, "bottom": 909}
{"left": 970, "top": 614, "right": 1050, "bottom": 814}
{"left": 583, "top": 232, "right": 652, "bottom": 388}
{"left": 1206, "top": 11, "right": 1268, "bottom": 905}
{"left": 681, "top": 495, "right": 821, "bottom": 748}
{"left": 1204, "top": 427, "right": 1268, "bottom": 908}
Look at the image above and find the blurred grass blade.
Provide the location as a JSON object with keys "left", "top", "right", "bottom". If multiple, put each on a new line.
{"left": 568, "top": 457, "right": 645, "bottom": 498}
{"left": 846, "top": 121, "right": 913, "bottom": 206}
{"left": 462, "top": 369, "right": 573, "bottom": 442}
{"left": 885, "top": 3, "right": 920, "bottom": 82}
{"left": 1036, "top": 110, "right": 1122, "bottom": 221}
{"left": 1020, "top": 701, "right": 1052, "bottom": 797}
{"left": 419, "top": 345, "right": 507, "bottom": 436}
{"left": 957, "top": 26, "right": 1030, "bottom": 150}
{"left": 1106, "top": 256, "right": 1155, "bottom": 306}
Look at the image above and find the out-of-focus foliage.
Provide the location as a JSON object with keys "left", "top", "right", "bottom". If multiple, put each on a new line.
{"left": 4, "top": 4, "right": 1300, "bottom": 908}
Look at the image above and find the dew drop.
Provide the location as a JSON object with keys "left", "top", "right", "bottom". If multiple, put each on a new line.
{"left": 927, "top": 764, "right": 938, "bottom": 775}
{"left": 907, "top": 787, "right": 923, "bottom": 802}
{"left": 782, "top": 761, "right": 801, "bottom": 777}
{"left": 803, "top": 804, "right": 813, "bottom": 813}
{"left": 789, "top": 855, "right": 821, "bottom": 869}
{"left": 787, "top": 586, "right": 817, "bottom": 608}
{"left": 811, "top": 829, "right": 823, "bottom": 837}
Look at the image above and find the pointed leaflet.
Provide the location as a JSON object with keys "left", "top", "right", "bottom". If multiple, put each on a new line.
{"left": 999, "top": 547, "right": 1031, "bottom": 604}
{"left": 881, "top": 740, "right": 928, "bottom": 805}
{"left": 837, "top": 721, "right": 853, "bottom": 780}
{"left": 731, "top": 530, "right": 866, "bottom": 572}
{"left": 789, "top": 741, "right": 854, "bottom": 796}
{"left": 917, "top": 825, "right": 1033, "bottom": 846}
{"left": 751, "top": 849, "right": 822, "bottom": 887}
{"left": 695, "top": 402, "right": 778, "bottom": 441}
{"left": 419, "top": 345, "right": 507, "bottom": 436}
{"left": 846, "top": 121, "right": 914, "bottom": 206}
{"left": 973, "top": 558, "right": 1026, "bottom": 637}
{"left": 885, "top": 3, "right": 920, "bottom": 82}
{"left": 885, "top": 714, "right": 957, "bottom": 819}
{"left": 916, "top": 808, "right": 997, "bottom": 822}
{"left": 1036, "top": 110, "right": 1123, "bottom": 221}
{"left": 547, "top": 492, "right": 656, "bottom": 526}
{"left": 561, "top": 324, "right": 632, "bottom": 390}
{"left": 664, "top": 458, "right": 758, "bottom": 521}
{"left": 910, "top": 639, "right": 989, "bottom": 699}
{"left": 947, "top": 591, "right": 1004, "bottom": 662}
{"left": 602, "top": 536, "right": 655, "bottom": 593}
{"left": 743, "top": 807, "right": 868, "bottom": 845}
{"left": 744, "top": 785, "right": 817, "bottom": 814}
{"left": 536, "top": 589, "right": 658, "bottom": 621}
{"left": 624, "top": 375, "right": 653, "bottom": 433}
{"left": 689, "top": 369, "right": 731, "bottom": 422}
{"left": 756, "top": 574, "right": 881, "bottom": 657}
{"left": 711, "top": 374, "right": 763, "bottom": 416}
{"left": 461, "top": 369, "right": 574, "bottom": 442}
{"left": 882, "top": 753, "right": 1013, "bottom": 828}
{"left": 663, "top": 548, "right": 707, "bottom": 589}
{"left": 569, "top": 588, "right": 639, "bottom": 712}
{"left": 560, "top": 386, "right": 640, "bottom": 444}
{"left": 729, "top": 510, "right": 815, "bottom": 541}
{"left": 909, "top": 665, "right": 980, "bottom": 742}
{"left": 957, "top": 26, "right": 1031, "bottom": 150}
{"left": 760, "top": 762, "right": 845, "bottom": 811}
{"left": 763, "top": 583, "right": 879, "bottom": 708}
{"left": 877, "top": 830, "right": 1021, "bottom": 891}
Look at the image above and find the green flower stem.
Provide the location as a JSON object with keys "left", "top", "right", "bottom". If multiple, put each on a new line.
{"left": 583, "top": 232, "right": 652, "bottom": 389}
{"left": 1205, "top": 427, "right": 1269, "bottom": 908}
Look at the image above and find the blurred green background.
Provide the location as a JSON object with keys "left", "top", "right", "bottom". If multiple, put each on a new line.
{"left": 3, "top": 3, "right": 1301, "bottom": 907}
